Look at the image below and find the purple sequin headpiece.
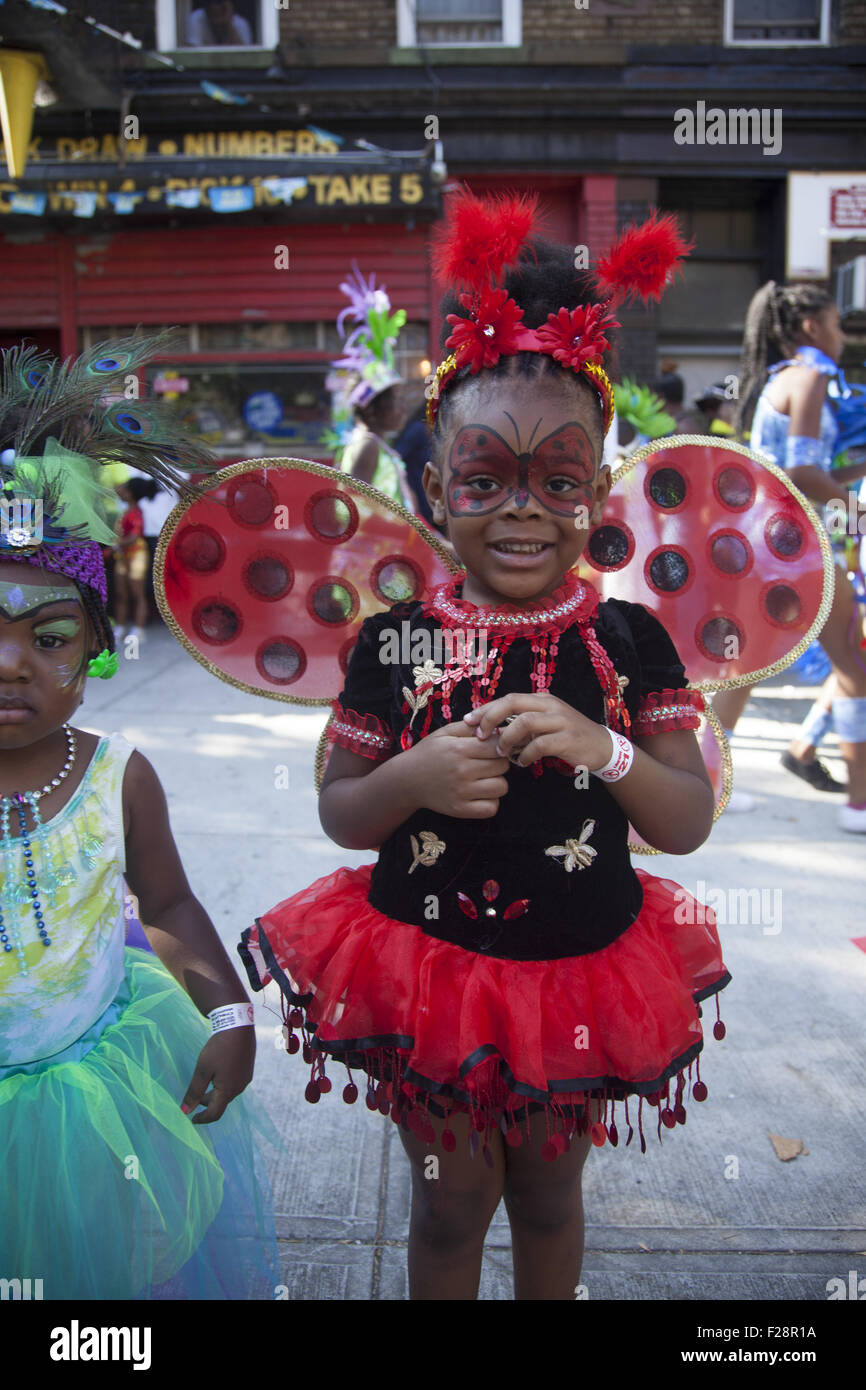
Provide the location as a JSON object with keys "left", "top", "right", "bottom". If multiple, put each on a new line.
{"left": 16, "top": 542, "right": 108, "bottom": 603}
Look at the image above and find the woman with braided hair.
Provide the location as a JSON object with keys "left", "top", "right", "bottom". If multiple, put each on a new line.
{"left": 712, "top": 280, "right": 866, "bottom": 832}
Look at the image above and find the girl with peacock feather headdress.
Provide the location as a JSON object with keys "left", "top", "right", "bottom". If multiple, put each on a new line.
{"left": 0, "top": 335, "right": 278, "bottom": 1298}
{"left": 0, "top": 332, "right": 216, "bottom": 669}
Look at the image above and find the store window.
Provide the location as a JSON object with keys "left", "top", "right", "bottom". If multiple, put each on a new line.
{"left": 80, "top": 322, "right": 430, "bottom": 463}
{"left": 144, "top": 362, "right": 331, "bottom": 459}
{"left": 396, "top": 0, "right": 521, "bottom": 47}
{"left": 724, "top": 0, "right": 829, "bottom": 46}
{"left": 198, "top": 323, "right": 320, "bottom": 352}
{"left": 656, "top": 206, "right": 763, "bottom": 341}
{"left": 155, "top": 0, "right": 279, "bottom": 50}
{"left": 653, "top": 201, "right": 765, "bottom": 412}
{"left": 657, "top": 261, "right": 763, "bottom": 337}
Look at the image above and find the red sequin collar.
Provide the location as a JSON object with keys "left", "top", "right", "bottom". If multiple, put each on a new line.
{"left": 423, "top": 570, "right": 599, "bottom": 637}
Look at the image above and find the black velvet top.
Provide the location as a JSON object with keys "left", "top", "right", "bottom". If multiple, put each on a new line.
{"left": 331, "top": 585, "right": 700, "bottom": 962}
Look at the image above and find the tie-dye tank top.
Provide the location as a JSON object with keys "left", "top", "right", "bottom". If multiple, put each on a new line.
{"left": 0, "top": 733, "right": 132, "bottom": 1065}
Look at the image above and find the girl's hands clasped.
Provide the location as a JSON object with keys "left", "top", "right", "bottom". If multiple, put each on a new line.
{"left": 181, "top": 1027, "right": 256, "bottom": 1125}
{"left": 463, "top": 691, "right": 614, "bottom": 774}
{"left": 404, "top": 717, "right": 511, "bottom": 819}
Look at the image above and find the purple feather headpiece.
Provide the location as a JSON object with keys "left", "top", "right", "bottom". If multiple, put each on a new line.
{"left": 330, "top": 264, "right": 407, "bottom": 416}
{"left": 19, "top": 542, "right": 108, "bottom": 603}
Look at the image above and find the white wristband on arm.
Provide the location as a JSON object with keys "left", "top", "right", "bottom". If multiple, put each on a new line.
{"left": 208, "top": 1002, "right": 255, "bottom": 1033}
{"left": 589, "top": 728, "right": 634, "bottom": 783}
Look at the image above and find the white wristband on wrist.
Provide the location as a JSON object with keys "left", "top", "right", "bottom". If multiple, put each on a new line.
{"left": 208, "top": 1002, "right": 255, "bottom": 1034}
{"left": 590, "top": 728, "right": 634, "bottom": 783}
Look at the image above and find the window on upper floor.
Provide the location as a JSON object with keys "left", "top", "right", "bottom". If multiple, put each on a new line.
{"left": 725, "top": 0, "right": 830, "bottom": 46}
{"left": 156, "top": 0, "right": 279, "bottom": 51}
{"left": 396, "top": 0, "right": 521, "bottom": 47}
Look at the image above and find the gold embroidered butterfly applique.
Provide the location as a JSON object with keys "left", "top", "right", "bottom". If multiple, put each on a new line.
{"left": 545, "top": 819, "right": 598, "bottom": 872}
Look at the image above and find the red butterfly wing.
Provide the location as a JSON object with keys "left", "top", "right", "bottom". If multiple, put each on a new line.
{"left": 156, "top": 459, "right": 458, "bottom": 702}
{"left": 576, "top": 438, "right": 833, "bottom": 690}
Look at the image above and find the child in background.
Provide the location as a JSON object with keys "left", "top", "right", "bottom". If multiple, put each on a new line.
{"left": 113, "top": 477, "right": 153, "bottom": 643}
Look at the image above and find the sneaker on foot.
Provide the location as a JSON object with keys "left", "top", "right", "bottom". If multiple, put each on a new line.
{"left": 839, "top": 804, "right": 866, "bottom": 834}
{"left": 724, "top": 791, "right": 756, "bottom": 813}
{"left": 780, "top": 750, "right": 845, "bottom": 793}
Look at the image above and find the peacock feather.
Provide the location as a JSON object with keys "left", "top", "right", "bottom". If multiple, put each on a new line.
{"left": 1, "top": 439, "right": 120, "bottom": 548}
{"left": 0, "top": 330, "right": 217, "bottom": 499}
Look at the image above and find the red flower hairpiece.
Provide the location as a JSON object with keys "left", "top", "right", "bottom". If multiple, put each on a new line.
{"left": 596, "top": 210, "right": 693, "bottom": 304}
{"left": 427, "top": 192, "right": 691, "bottom": 435}
{"left": 533, "top": 303, "right": 620, "bottom": 370}
{"left": 445, "top": 287, "right": 525, "bottom": 373}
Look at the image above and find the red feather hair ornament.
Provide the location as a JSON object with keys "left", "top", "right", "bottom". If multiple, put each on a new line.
{"left": 596, "top": 210, "right": 693, "bottom": 304}
{"left": 431, "top": 187, "right": 540, "bottom": 291}
{"left": 487, "top": 190, "right": 540, "bottom": 272}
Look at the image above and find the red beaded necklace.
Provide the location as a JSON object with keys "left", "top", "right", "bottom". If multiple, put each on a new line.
{"left": 424, "top": 569, "right": 595, "bottom": 636}
{"left": 397, "top": 570, "right": 630, "bottom": 746}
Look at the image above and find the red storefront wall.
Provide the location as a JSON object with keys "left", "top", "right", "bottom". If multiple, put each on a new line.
{"left": 0, "top": 221, "right": 433, "bottom": 355}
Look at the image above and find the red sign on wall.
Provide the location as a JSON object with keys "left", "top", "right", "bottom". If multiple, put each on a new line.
{"left": 830, "top": 186, "right": 866, "bottom": 229}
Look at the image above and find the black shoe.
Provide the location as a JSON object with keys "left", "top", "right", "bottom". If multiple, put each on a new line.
{"left": 780, "top": 750, "right": 845, "bottom": 793}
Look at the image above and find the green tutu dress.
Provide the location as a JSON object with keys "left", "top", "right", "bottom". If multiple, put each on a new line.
{"left": 0, "top": 733, "right": 278, "bottom": 1300}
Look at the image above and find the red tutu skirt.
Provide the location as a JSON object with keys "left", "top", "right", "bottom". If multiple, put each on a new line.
{"left": 239, "top": 867, "right": 730, "bottom": 1162}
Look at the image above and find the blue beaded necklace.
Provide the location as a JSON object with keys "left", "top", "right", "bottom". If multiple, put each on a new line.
{"left": 0, "top": 724, "right": 77, "bottom": 976}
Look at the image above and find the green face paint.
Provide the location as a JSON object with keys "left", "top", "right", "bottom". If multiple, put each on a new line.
{"left": 0, "top": 577, "right": 82, "bottom": 620}
{"left": 0, "top": 580, "right": 88, "bottom": 687}
{"left": 33, "top": 616, "right": 83, "bottom": 641}
{"left": 33, "top": 613, "right": 87, "bottom": 687}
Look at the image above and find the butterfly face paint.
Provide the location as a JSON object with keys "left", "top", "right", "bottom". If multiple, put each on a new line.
{"left": 428, "top": 377, "right": 611, "bottom": 609}
{"left": 446, "top": 415, "right": 597, "bottom": 520}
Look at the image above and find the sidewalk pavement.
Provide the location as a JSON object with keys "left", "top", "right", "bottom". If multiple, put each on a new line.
{"left": 83, "top": 626, "right": 866, "bottom": 1301}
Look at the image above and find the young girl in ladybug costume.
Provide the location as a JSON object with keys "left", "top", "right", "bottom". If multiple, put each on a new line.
{"left": 239, "top": 193, "right": 730, "bottom": 1300}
